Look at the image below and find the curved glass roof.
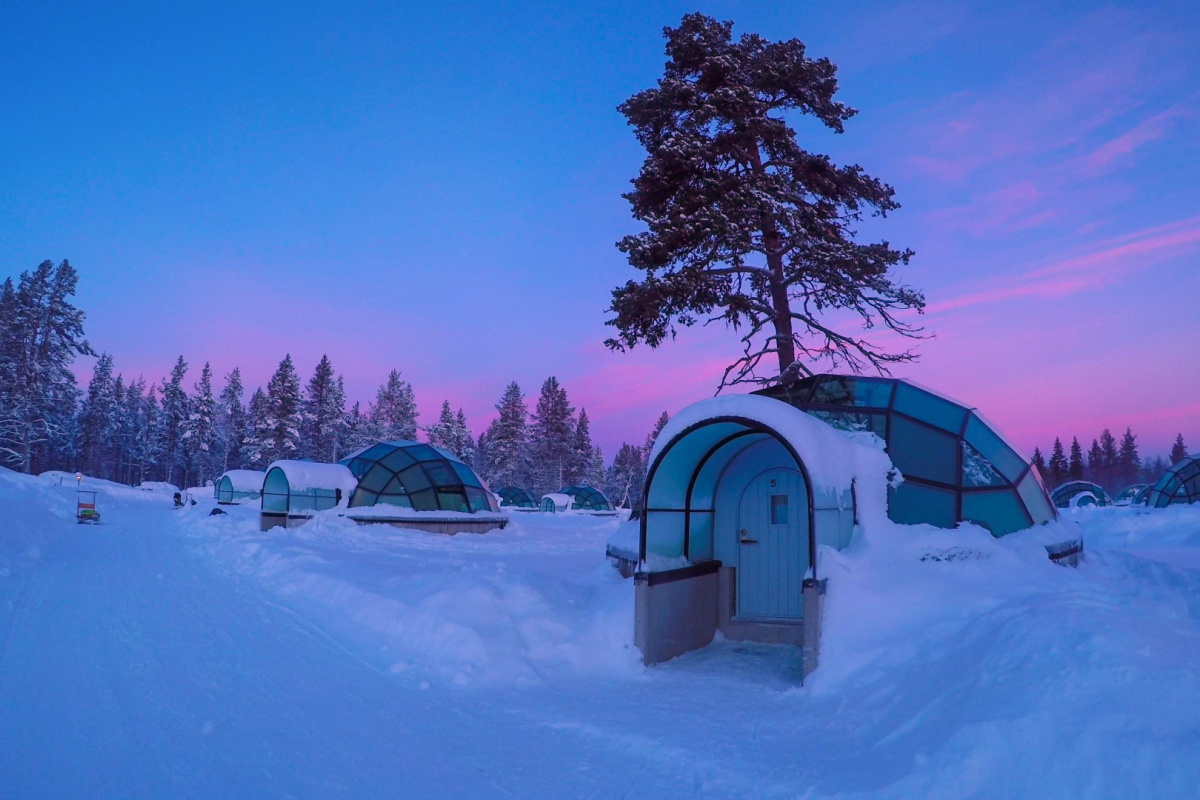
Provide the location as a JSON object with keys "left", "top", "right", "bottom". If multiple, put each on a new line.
{"left": 1049, "top": 481, "right": 1111, "bottom": 508}
{"left": 1114, "top": 484, "right": 1149, "bottom": 506}
{"left": 339, "top": 440, "right": 498, "bottom": 514}
{"left": 560, "top": 485, "right": 613, "bottom": 512}
{"left": 496, "top": 486, "right": 536, "bottom": 508}
{"left": 755, "top": 374, "right": 1056, "bottom": 537}
{"left": 1146, "top": 457, "right": 1200, "bottom": 508}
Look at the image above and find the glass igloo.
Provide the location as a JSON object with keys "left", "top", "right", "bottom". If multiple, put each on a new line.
{"left": 1146, "top": 456, "right": 1200, "bottom": 508}
{"left": 339, "top": 441, "right": 498, "bottom": 513}
{"left": 1049, "top": 481, "right": 1112, "bottom": 508}
{"left": 754, "top": 374, "right": 1056, "bottom": 537}
{"left": 496, "top": 486, "right": 537, "bottom": 508}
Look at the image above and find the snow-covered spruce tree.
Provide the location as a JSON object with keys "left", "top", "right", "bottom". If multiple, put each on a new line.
{"left": 606, "top": 14, "right": 924, "bottom": 388}
{"left": 1117, "top": 428, "right": 1140, "bottom": 489}
{"left": 121, "top": 376, "right": 147, "bottom": 484}
{"left": 1068, "top": 437, "right": 1085, "bottom": 481}
{"left": 568, "top": 409, "right": 596, "bottom": 485}
{"left": 242, "top": 388, "right": 272, "bottom": 469}
{"left": 480, "top": 382, "right": 529, "bottom": 489}
{"left": 371, "top": 370, "right": 418, "bottom": 442}
{"left": 642, "top": 411, "right": 670, "bottom": 469}
{"left": 426, "top": 401, "right": 475, "bottom": 461}
{"left": 139, "top": 385, "right": 166, "bottom": 481}
{"left": 340, "top": 401, "right": 374, "bottom": 456}
{"left": 1098, "top": 429, "right": 1119, "bottom": 493}
{"left": 0, "top": 260, "right": 93, "bottom": 472}
{"left": 301, "top": 355, "right": 345, "bottom": 462}
{"left": 218, "top": 368, "right": 246, "bottom": 471}
{"left": 528, "top": 377, "right": 575, "bottom": 496}
{"left": 1049, "top": 438, "right": 1068, "bottom": 487}
{"left": 265, "top": 355, "right": 303, "bottom": 463}
{"left": 589, "top": 446, "right": 606, "bottom": 489}
{"left": 160, "top": 356, "right": 190, "bottom": 486}
{"left": 184, "top": 363, "right": 217, "bottom": 486}
{"left": 606, "top": 442, "right": 647, "bottom": 510}
{"left": 78, "top": 353, "right": 118, "bottom": 478}
{"left": 1031, "top": 447, "right": 1048, "bottom": 487}
{"left": 1170, "top": 434, "right": 1187, "bottom": 465}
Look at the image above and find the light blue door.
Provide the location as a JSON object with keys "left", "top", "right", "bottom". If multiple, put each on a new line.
{"left": 736, "top": 469, "right": 810, "bottom": 620}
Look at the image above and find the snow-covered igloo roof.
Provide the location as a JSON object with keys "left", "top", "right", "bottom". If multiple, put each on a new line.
{"left": 217, "top": 469, "right": 266, "bottom": 493}
{"left": 264, "top": 461, "right": 358, "bottom": 494}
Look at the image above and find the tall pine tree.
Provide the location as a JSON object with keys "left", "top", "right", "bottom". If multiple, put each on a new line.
{"left": 302, "top": 355, "right": 346, "bottom": 462}
{"left": 184, "top": 362, "right": 217, "bottom": 486}
{"left": 243, "top": 387, "right": 273, "bottom": 469}
{"left": 371, "top": 370, "right": 418, "bottom": 442}
{"left": 1170, "top": 434, "right": 1187, "bottom": 465}
{"left": 265, "top": 355, "right": 302, "bottom": 463}
{"left": 218, "top": 368, "right": 246, "bottom": 471}
{"left": 160, "top": 356, "right": 190, "bottom": 486}
{"left": 1048, "top": 438, "right": 1068, "bottom": 488}
{"left": 480, "top": 382, "right": 528, "bottom": 489}
{"left": 528, "top": 377, "right": 575, "bottom": 496}
{"left": 1068, "top": 437, "right": 1085, "bottom": 481}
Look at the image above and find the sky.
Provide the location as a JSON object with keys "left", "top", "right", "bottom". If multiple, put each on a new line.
{"left": 1, "top": 0, "right": 1198, "bottom": 460}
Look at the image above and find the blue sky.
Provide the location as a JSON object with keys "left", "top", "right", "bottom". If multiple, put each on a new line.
{"left": 2, "top": 0, "right": 1198, "bottom": 458}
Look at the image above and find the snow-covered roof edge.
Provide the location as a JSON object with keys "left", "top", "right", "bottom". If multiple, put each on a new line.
{"left": 218, "top": 470, "right": 266, "bottom": 492}
{"left": 649, "top": 394, "right": 894, "bottom": 497}
{"left": 266, "top": 461, "right": 359, "bottom": 493}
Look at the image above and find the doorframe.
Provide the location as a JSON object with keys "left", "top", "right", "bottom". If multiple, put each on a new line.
{"left": 642, "top": 416, "right": 818, "bottom": 580}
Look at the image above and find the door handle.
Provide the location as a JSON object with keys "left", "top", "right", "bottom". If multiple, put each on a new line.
{"left": 739, "top": 529, "right": 757, "bottom": 544}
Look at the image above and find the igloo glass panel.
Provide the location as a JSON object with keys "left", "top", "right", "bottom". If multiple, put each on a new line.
{"left": 405, "top": 444, "right": 442, "bottom": 462}
{"left": 452, "top": 461, "right": 483, "bottom": 488}
{"left": 358, "top": 466, "right": 394, "bottom": 494}
{"left": 807, "top": 410, "right": 887, "bottom": 438}
{"left": 888, "top": 482, "right": 957, "bottom": 528}
{"left": 890, "top": 416, "right": 959, "bottom": 486}
{"left": 963, "top": 490, "right": 1031, "bottom": 537}
{"left": 424, "top": 461, "right": 461, "bottom": 489}
{"left": 893, "top": 383, "right": 967, "bottom": 434}
{"left": 810, "top": 376, "right": 893, "bottom": 408}
{"left": 408, "top": 488, "right": 439, "bottom": 511}
{"left": 1017, "top": 471, "right": 1055, "bottom": 524}
{"left": 466, "top": 488, "right": 491, "bottom": 512}
{"left": 379, "top": 447, "right": 417, "bottom": 473}
{"left": 350, "top": 489, "right": 379, "bottom": 507}
{"left": 377, "top": 493, "right": 413, "bottom": 508}
{"left": 965, "top": 414, "right": 1027, "bottom": 483}
{"left": 644, "top": 511, "right": 685, "bottom": 560}
{"left": 962, "top": 442, "right": 1006, "bottom": 488}
{"left": 398, "top": 464, "right": 432, "bottom": 493}
{"left": 262, "top": 470, "right": 290, "bottom": 513}
{"left": 437, "top": 490, "right": 469, "bottom": 512}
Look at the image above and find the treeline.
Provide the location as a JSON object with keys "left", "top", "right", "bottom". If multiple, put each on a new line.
{"left": 1031, "top": 430, "right": 1189, "bottom": 496}
{"left": 0, "top": 259, "right": 667, "bottom": 504}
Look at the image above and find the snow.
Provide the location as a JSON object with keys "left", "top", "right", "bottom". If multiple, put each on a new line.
{"left": 265, "top": 459, "right": 358, "bottom": 493}
{"left": 217, "top": 469, "right": 265, "bottom": 493}
{"left": 649, "top": 393, "right": 893, "bottom": 496}
{"left": 4, "top": 466, "right": 1200, "bottom": 797}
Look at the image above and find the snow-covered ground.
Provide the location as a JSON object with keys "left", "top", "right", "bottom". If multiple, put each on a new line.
{"left": 3, "top": 467, "right": 1200, "bottom": 798}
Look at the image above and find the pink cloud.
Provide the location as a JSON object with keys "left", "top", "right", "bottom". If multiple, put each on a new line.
{"left": 1081, "top": 106, "right": 1190, "bottom": 174}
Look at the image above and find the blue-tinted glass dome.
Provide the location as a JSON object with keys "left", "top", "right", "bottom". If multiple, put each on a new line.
{"left": 496, "top": 486, "right": 536, "bottom": 508}
{"left": 1050, "top": 481, "right": 1112, "bottom": 508}
{"left": 559, "top": 485, "right": 612, "bottom": 512}
{"left": 754, "top": 375, "right": 1056, "bottom": 536}
{"left": 1146, "top": 456, "right": 1200, "bottom": 508}
{"left": 339, "top": 441, "right": 498, "bottom": 513}
{"left": 1114, "top": 483, "right": 1149, "bottom": 506}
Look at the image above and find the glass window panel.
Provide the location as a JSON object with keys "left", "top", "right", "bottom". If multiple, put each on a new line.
{"left": 687, "top": 512, "right": 713, "bottom": 561}
{"left": 360, "top": 443, "right": 394, "bottom": 462}
{"left": 408, "top": 488, "right": 439, "bottom": 511}
{"left": 406, "top": 444, "right": 442, "bottom": 462}
{"left": 890, "top": 416, "right": 959, "bottom": 486}
{"left": 963, "top": 490, "right": 1031, "bottom": 537}
{"left": 377, "top": 493, "right": 413, "bottom": 508}
{"left": 381, "top": 475, "right": 409, "bottom": 496}
{"left": 962, "top": 442, "right": 1006, "bottom": 487}
{"left": 379, "top": 447, "right": 417, "bottom": 473}
{"left": 770, "top": 495, "right": 789, "bottom": 525}
{"left": 964, "top": 414, "right": 1028, "bottom": 482}
{"left": 1017, "top": 471, "right": 1056, "bottom": 525}
{"left": 888, "top": 482, "right": 957, "bottom": 528}
{"left": 466, "top": 488, "right": 490, "bottom": 512}
{"left": 809, "top": 376, "right": 893, "bottom": 408}
{"left": 644, "top": 510, "right": 685, "bottom": 560}
{"left": 425, "top": 461, "right": 461, "bottom": 488}
{"left": 358, "top": 466, "right": 393, "bottom": 493}
{"left": 893, "top": 383, "right": 967, "bottom": 433}
{"left": 452, "top": 461, "right": 483, "bottom": 488}
{"left": 345, "top": 458, "right": 372, "bottom": 478}
{"left": 437, "top": 490, "right": 469, "bottom": 512}
{"left": 349, "top": 489, "right": 378, "bottom": 508}
{"left": 647, "top": 423, "right": 747, "bottom": 509}
{"left": 806, "top": 410, "right": 887, "bottom": 439}
{"left": 397, "top": 464, "right": 432, "bottom": 493}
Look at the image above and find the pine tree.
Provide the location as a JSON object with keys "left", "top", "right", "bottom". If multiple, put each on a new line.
{"left": 301, "top": 355, "right": 346, "bottom": 462}
{"left": 528, "top": 377, "right": 576, "bottom": 496}
{"left": 479, "top": 382, "right": 528, "bottom": 488}
{"left": 160, "top": 356, "right": 190, "bottom": 486}
{"left": 78, "top": 353, "right": 118, "bottom": 478}
{"left": 569, "top": 408, "right": 596, "bottom": 484}
{"left": 341, "top": 401, "right": 374, "bottom": 456}
{"left": 184, "top": 362, "right": 217, "bottom": 486}
{"left": 138, "top": 385, "right": 166, "bottom": 481}
{"left": 606, "top": 14, "right": 923, "bottom": 388}
{"left": 265, "top": 355, "right": 303, "bottom": 463}
{"left": 454, "top": 408, "right": 475, "bottom": 464}
{"left": 589, "top": 445, "right": 606, "bottom": 489}
{"left": 218, "top": 368, "right": 246, "bottom": 471}
{"left": 1068, "top": 437, "right": 1085, "bottom": 481}
{"left": 1098, "top": 429, "right": 1119, "bottom": 493}
{"left": 606, "top": 442, "right": 647, "bottom": 510}
{"left": 1031, "top": 447, "right": 1048, "bottom": 485}
{"left": 121, "top": 376, "right": 147, "bottom": 484}
{"left": 1170, "top": 434, "right": 1187, "bottom": 465}
{"left": 0, "top": 260, "right": 93, "bottom": 472}
{"left": 643, "top": 411, "right": 671, "bottom": 468}
{"left": 371, "top": 370, "right": 418, "bottom": 441}
{"left": 426, "top": 401, "right": 475, "bottom": 461}
{"left": 1048, "top": 438, "right": 1068, "bottom": 487}
{"left": 243, "top": 388, "right": 272, "bottom": 469}
{"left": 1086, "top": 438, "right": 1104, "bottom": 488}
{"left": 1117, "top": 428, "right": 1140, "bottom": 489}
